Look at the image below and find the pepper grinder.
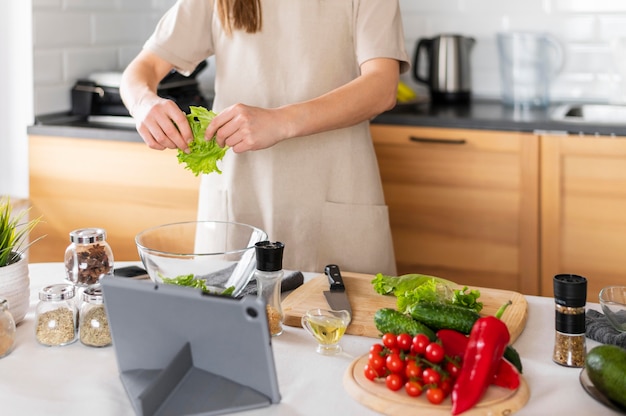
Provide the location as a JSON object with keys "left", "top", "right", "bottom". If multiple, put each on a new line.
{"left": 255, "top": 241, "right": 285, "bottom": 337}
{"left": 552, "top": 274, "right": 587, "bottom": 367}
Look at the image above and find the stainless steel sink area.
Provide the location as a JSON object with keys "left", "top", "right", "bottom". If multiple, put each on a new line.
{"left": 551, "top": 104, "right": 626, "bottom": 125}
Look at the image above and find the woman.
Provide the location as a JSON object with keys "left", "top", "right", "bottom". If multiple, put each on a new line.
{"left": 120, "top": 0, "right": 410, "bottom": 275}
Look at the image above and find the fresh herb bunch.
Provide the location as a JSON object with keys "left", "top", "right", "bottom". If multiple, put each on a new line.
{"left": 176, "top": 106, "right": 229, "bottom": 176}
{"left": 0, "top": 196, "right": 43, "bottom": 267}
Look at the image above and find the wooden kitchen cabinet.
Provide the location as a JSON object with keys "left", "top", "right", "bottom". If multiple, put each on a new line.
{"left": 28, "top": 135, "right": 201, "bottom": 263}
{"left": 371, "top": 125, "right": 540, "bottom": 295}
{"left": 541, "top": 134, "right": 626, "bottom": 298}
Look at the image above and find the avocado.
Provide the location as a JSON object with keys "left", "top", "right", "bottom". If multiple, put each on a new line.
{"left": 585, "top": 344, "right": 626, "bottom": 409}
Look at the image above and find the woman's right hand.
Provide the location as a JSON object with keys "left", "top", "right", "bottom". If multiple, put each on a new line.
{"left": 132, "top": 94, "right": 193, "bottom": 152}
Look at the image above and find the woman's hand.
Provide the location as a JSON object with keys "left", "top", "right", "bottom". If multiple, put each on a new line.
{"left": 132, "top": 95, "right": 193, "bottom": 151}
{"left": 205, "top": 103, "right": 289, "bottom": 153}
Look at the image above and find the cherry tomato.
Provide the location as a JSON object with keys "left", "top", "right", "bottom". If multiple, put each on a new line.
{"left": 405, "top": 380, "right": 423, "bottom": 397}
{"left": 412, "top": 333, "right": 430, "bottom": 355}
{"left": 385, "top": 373, "right": 404, "bottom": 391}
{"left": 363, "top": 364, "right": 378, "bottom": 381}
{"left": 445, "top": 360, "right": 461, "bottom": 379}
{"left": 425, "top": 342, "right": 445, "bottom": 364}
{"left": 369, "top": 353, "right": 386, "bottom": 374}
{"left": 439, "top": 378, "right": 453, "bottom": 396}
{"left": 422, "top": 368, "right": 441, "bottom": 385}
{"left": 404, "top": 359, "right": 422, "bottom": 379}
{"left": 370, "top": 343, "right": 384, "bottom": 356}
{"left": 382, "top": 332, "right": 397, "bottom": 349}
{"left": 386, "top": 353, "right": 405, "bottom": 374}
{"left": 396, "top": 333, "right": 412, "bottom": 351}
{"left": 426, "top": 387, "right": 445, "bottom": 405}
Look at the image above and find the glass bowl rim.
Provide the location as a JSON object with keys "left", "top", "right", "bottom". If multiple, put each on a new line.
{"left": 135, "top": 220, "right": 268, "bottom": 257}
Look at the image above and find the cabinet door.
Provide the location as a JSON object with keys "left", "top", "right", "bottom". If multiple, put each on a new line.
{"left": 371, "top": 125, "right": 539, "bottom": 294}
{"left": 28, "top": 135, "right": 201, "bottom": 262}
{"left": 541, "top": 134, "right": 626, "bottom": 298}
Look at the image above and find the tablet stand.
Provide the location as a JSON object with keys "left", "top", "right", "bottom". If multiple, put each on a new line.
{"left": 101, "top": 276, "right": 281, "bottom": 416}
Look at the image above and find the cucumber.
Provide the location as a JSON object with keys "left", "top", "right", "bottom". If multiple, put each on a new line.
{"left": 408, "top": 300, "right": 523, "bottom": 373}
{"left": 586, "top": 344, "right": 626, "bottom": 408}
{"left": 374, "top": 308, "right": 436, "bottom": 341}
{"left": 408, "top": 301, "right": 481, "bottom": 334}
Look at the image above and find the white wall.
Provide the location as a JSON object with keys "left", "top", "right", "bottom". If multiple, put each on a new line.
{"left": 0, "top": 1, "right": 33, "bottom": 199}
{"left": 399, "top": 0, "right": 626, "bottom": 103}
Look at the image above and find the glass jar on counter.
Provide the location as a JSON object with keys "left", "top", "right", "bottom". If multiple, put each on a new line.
{"left": 0, "top": 297, "right": 16, "bottom": 358}
{"left": 79, "top": 284, "right": 111, "bottom": 348}
{"left": 35, "top": 284, "right": 77, "bottom": 347}
{"left": 64, "top": 228, "right": 114, "bottom": 287}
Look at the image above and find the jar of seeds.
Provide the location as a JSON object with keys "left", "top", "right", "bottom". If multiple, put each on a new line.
{"left": 0, "top": 297, "right": 16, "bottom": 358}
{"left": 65, "top": 228, "right": 114, "bottom": 287}
{"left": 35, "top": 284, "right": 77, "bottom": 347}
{"left": 552, "top": 274, "right": 587, "bottom": 367}
{"left": 79, "top": 284, "right": 111, "bottom": 347}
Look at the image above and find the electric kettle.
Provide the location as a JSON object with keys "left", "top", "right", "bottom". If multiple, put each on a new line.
{"left": 413, "top": 34, "right": 476, "bottom": 104}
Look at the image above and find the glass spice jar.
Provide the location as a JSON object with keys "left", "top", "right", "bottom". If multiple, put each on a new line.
{"left": 0, "top": 297, "right": 16, "bottom": 358}
{"left": 65, "top": 228, "right": 114, "bottom": 287}
{"left": 79, "top": 284, "right": 111, "bottom": 348}
{"left": 552, "top": 274, "right": 587, "bottom": 367}
{"left": 35, "top": 284, "right": 77, "bottom": 347}
{"left": 255, "top": 241, "right": 285, "bottom": 337}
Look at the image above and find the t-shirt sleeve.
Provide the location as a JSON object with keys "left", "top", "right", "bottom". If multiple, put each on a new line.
{"left": 143, "top": 0, "right": 216, "bottom": 76}
{"left": 355, "top": 0, "right": 411, "bottom": 74}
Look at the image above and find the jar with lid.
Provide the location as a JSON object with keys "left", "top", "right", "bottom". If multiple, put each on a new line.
{"left": 552, "top": 274, "right": 587, "bottom": 367}
{"left": 79, "top": 284, "right": 112, "bottom": 347}
{"left": 0, "top": 297, "right": 16, "bottom": 358}
{"left": 64, "top": 228, "right": 114, "bottom": 287}
{"left": 35, "top": 284, "right": 77, "bottom": 347}
{"left": 255, "top": 241, "right": 285, "bottom": 337}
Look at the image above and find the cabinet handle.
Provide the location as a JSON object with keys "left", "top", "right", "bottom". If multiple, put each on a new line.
{"left": 409, "top": 136, "right": 467, "bottom": 145}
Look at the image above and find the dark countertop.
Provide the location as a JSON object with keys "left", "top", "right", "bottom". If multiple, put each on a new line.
{"left": 28, "top": 99, "right": 626, "bottom": 141}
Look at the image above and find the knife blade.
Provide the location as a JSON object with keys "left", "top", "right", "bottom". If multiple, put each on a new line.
{"left": 323, "top": 264, "right": 353, "bottom": 318}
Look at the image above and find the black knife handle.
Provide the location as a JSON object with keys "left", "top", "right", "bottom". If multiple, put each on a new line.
{"left": 325, "top": 264, "right": 345, "bottom": 292}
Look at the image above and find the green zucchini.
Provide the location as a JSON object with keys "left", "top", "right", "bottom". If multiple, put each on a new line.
{"left": 586, "top": 344, "right": 626, "bottom": 408}
{"left": 374, "top": 308, "right": 436, "bottom": 341}
{"left": 408, "top": 301, "right": 480, "bottom": 334}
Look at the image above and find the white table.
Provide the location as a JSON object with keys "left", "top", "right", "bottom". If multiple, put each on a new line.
{"left": 0, "top": 262, "right": 621, "bottom": 416}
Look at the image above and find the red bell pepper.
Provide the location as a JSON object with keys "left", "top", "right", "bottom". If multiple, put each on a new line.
{"left": 437, "top": 328, "right": 520, "bottom": 390}
{"left": 450, "top": 316, "right": 511, "bottom": 415}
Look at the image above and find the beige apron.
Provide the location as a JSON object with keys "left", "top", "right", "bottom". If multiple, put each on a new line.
{"left": 145, "top": 0, "right": 409, "bottom": 274}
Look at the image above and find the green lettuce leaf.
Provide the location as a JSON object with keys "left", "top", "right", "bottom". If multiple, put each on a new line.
{"left": 176, "top": 106, "right": 229, "bottom": 176}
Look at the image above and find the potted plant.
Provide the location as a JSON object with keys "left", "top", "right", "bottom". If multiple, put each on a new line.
{"left": 0, "top": 196, "right": 43, "bottom": 324}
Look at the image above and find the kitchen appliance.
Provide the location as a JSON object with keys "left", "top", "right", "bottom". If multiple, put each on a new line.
{"left": 497, "top": 32, "right": 563, "bottom": 108}
{"left": 322, "top": 264, "right": 352, "bottom": 316}
{"left": 413, "top": 34, "right": 476, "bottom": 104}
{"left": 70, "top": 60, "right": 210, "bottom": 120}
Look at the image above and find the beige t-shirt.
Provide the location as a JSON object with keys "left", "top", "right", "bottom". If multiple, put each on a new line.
{"left": 145, "top": 0, "right": 410, "bottom": 275}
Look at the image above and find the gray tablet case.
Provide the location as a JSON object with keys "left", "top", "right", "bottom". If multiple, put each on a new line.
{"left": 100, "top": 276, "right": 281, "bottom": 416}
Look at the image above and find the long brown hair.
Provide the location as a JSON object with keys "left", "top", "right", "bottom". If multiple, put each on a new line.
{"left": 217, "top": 0, "right": 262, "bottom": 34}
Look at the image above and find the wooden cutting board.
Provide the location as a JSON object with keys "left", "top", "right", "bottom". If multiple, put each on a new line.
{"left": 344, "top": 354, "right": 530, "bottom": 416}
{"left": 282, "top": 272, "right": 528, "bottom": 342}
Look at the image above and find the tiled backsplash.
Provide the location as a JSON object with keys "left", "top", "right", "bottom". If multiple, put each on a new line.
{"left": 33, "top": 0, "right": 626, "bottom": 115}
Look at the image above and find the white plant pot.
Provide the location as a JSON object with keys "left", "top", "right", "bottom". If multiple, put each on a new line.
{"left": 0, "top": 253, "right": 30, "bottom": 324}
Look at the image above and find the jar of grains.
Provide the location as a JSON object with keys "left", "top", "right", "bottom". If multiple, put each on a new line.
{"left": 64, "top": 228, "right": 114, "bottom": 287}
{"left": 35, "top": 284, "right": 77, "bottom": 347}
{"left": 0, "top": 297, "right": 16, "bottom": 358}
{"left": 79, "top": 284, "right": 111, "bottom": 347}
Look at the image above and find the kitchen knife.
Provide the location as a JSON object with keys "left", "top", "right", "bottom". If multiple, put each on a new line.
{"left": 323, "top": 264, "right": 353, "bottom": 319}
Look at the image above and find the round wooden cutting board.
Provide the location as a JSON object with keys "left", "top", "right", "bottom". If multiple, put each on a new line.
{"left": 344, "top": 354, "right": 530, "bottom": 416}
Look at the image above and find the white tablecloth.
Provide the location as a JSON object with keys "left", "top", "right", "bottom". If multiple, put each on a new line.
{"left": 0, "top": 262, "right": 621, "bottom": 416}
